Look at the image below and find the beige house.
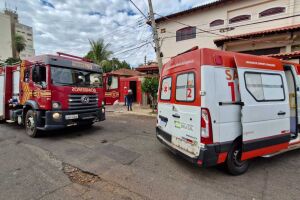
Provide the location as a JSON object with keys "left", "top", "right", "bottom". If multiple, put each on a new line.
{"left": 156, "top": 0, "right": 300, "bottom": 63}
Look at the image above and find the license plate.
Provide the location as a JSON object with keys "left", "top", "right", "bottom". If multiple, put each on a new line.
{"left": 160, "top": 120, "right": 166, "bottom": 127}
{"left": 65, "top": 114, "right": 79, "bottom": 120}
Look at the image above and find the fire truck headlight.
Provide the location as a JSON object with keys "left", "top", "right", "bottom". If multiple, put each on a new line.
{"left": 52, "top": 102, "right": 61, "bottom": 110}
{"left": 102, "top": 101, "right": 105, "bottom": 106}
{"left": 52, "top": 112, "right": 61, "bottom": 120}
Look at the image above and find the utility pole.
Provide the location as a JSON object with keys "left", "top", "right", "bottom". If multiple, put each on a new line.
{"left": 147, "top": 0, "right": 163, "bottom": 74}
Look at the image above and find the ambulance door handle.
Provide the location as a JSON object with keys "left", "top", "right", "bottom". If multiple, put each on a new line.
{"left": 172, "top": 113, "right": 180, "bottom": 118}
{"left": 277, "top": 111, "right": 286, "bottom": 116}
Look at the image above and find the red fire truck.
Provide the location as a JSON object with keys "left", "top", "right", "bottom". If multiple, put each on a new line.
{"left": 0, "top": 53, "right": 105, "bottom": 137}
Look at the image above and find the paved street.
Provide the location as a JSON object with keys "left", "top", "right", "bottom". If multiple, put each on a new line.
{"left": 1, "top": 112, "right": 300, "bottom": 200}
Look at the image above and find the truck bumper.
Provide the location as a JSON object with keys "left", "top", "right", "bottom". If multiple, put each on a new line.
{"left": 156, "top": 127, "right": 230, "bottom": 167}
{"left": 38, "top": 107, "right": 105, "bottom": 131}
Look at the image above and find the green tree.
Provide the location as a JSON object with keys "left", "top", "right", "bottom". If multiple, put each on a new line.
{"left": 5, "top": 57, "right": 21, "bottom": 65}
{"left": 85, "top": 39, "right": 112, "bottom": 69}
{"left": 85, "top": 39, "right": 132, "bottom": 73}
{"left": 15, "top": 34, "right": 26, "bottom": 59}
{"left": 97, "top": 57, "right": 131, "bottom": 73}
{"left": 141, "top": 77, "right": 159, "bottom": 112}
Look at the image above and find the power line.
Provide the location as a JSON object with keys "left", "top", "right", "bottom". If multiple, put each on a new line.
{"left": 112, "top": 41, "right": 151, "bottom": 56}
{"left": 159, "top": 12, "right": 300, "bottom": 38}
{"left": 129, "top": 0, "right": 148, "bottom": 20}
{"left": 160, "top": 2, "right": 300, "bottom": 30}
{"left": 154, "top": 12, "right": 300, "bottom": 45}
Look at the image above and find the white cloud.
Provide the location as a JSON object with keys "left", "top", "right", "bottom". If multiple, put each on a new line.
{"left": 0, "top": 0, "right": 214, "bottom": 67}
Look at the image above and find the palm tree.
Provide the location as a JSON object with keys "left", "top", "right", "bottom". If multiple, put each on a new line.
{"left": 15, "top": 34, "right": 26, "bottom": 59}
{"left": 85, "top": 39, "right": 112, "bottom": 67}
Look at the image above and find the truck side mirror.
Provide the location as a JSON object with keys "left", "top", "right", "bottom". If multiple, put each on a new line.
{"left": 41, "top": 81, "right": 47, "bottom": 89}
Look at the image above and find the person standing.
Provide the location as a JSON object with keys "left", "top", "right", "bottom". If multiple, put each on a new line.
{"left": 124, "top": 87, "right": 128, "bottom": 106}
{"left": 127, "top": 89, "right": 133, "bottom": 111}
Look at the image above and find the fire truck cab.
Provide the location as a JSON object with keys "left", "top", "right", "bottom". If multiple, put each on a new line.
{"left": 157, "top": 48, "right": 300, "bottom": 175}
{"left": 0, "top": 53, "right": 105, "bottom": 137}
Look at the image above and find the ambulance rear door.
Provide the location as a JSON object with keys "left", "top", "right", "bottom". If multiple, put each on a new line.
{"left": 234, "top": 54, "right": 290, "bottom": 160}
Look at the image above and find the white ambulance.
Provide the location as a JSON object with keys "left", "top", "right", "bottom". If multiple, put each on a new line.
{"left": 157, "top": 48, "right": 300, "bottom": 175}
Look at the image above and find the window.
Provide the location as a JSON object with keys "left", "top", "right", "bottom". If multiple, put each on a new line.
{"left": 210, "top": 19, "right": 224, "bottom": 27}
{"left": 259, "top": 7, "right": 286, "bottom": 18}
{"left": 176, "top": 73, "right": 195, "bottom": 102}
{"left": 176, "top": 27, "right": 196, "bottom": 42}
{"left": 160, "top": 77, "right": 172, "bottom": 100}
{"left": 240, "top": 47, "right": 281, "bottom": 56}
{"left": 229, "top": 15, "right": 251, "bottom": 24}
{"left": 245, "top": 72, "right": 285, "bottom": 101}
{"left": 51, "top": 66, "right": 102, "bottom": 88}
{"left": 32, "top": 65, "right": 46, "bottom": 84}
{"left": 107, "top": 76, "right": 118, "bottom": 90}
{"left": 24, "top": 68, "right": 30, "bottom": 82}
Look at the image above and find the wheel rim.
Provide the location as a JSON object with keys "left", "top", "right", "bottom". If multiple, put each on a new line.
{"left": 26, "top": 116, "right": 35, "bottom": 134}
{"left": 232, "top": 149, "right": 245, "bottom": 167}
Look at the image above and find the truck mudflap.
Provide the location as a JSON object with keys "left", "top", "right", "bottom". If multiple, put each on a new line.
{"left": 37, "top": 108, "right": 105, "bottom": 131}
{"left": 156, "top": 127, "right": 231, "bottom": 167}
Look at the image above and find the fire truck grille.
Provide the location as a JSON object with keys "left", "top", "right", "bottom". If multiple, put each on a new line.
{"left": 69, "top": 94, "right": 98, "bottom": 110}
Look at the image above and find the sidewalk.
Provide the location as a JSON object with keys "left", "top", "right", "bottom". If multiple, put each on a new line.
{"left": 106, "top": 103, "right": 157, "bottom": 117}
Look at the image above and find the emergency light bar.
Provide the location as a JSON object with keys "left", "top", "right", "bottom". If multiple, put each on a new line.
{"left": 57, "top": 52, "right": 93, "bottom": 63}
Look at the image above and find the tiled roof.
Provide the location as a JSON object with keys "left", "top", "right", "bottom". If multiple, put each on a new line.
{"left": 214, "top": 24, "right": 300, "bottom": 46}
{"left": 109, "top": 68, "right": 144, "bottom": 76}
{"left": 136, "top": 63, "right": 159, "bottom": 71}
{"left": 156, "top": 0, "right": 240, "bottom": 23}
{"left": 268, "top": 51, "right": 300, "bottom": 59}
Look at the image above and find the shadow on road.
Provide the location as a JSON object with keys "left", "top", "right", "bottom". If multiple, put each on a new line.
{"left": 159, "top": 144, "right": 300, "bottom": 177}
{"left": 39, "top": 125, "right": 104, "bottom": 139}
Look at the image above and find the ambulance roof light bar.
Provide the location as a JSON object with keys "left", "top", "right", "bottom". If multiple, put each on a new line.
{"left": 57, "top": 52, "right": 93, "bottom": 63}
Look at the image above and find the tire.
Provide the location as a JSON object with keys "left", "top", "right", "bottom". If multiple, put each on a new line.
{"left": 226, "top": 141, "right": 249, "bottom": 175}
{"left": 25, "top": 110, "right": 39, "bottom": 138}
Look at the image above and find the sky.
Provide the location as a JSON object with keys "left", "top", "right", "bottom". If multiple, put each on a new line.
{"left": 0, "top": 0, "right": 214, "bottom": 67}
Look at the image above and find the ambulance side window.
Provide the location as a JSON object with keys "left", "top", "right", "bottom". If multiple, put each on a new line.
{"left": 160, "top": 77, "right": 172, "bottom": 100}
{"left": 245, "top": 72, "right": 285, "bottom": 101}
{"left": 176, "top": 72, "right": 195, "bottom": 102}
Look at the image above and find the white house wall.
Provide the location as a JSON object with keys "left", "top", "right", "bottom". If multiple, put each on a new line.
{"left": 158, "top": 0, "right": 300, "bottom": 63}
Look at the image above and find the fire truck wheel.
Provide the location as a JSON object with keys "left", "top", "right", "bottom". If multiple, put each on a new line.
{"left": 226, "top": 141, "right": 249, "bottom": 175}
{"left": 25, "top": 110, "right": 39, "bottom": 138}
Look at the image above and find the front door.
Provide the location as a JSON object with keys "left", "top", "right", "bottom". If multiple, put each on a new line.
{"left": 234, "top": 54, "right": 290, "bottom": 160}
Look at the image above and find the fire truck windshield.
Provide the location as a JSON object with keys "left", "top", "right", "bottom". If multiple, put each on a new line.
{"left": 51, "top": 66, "right": 103, "bottom": 88}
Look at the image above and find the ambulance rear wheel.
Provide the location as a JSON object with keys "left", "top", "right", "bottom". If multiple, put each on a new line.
{"left": 25, "top": 110, "right": 39, "bottom": 138}
{"left": 226, "top": 141, "right": 249, "bottom": 175}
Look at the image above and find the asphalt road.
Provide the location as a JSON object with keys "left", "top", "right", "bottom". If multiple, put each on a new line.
{"left": 1, "top": 112, "right": 300, "bottom": 200}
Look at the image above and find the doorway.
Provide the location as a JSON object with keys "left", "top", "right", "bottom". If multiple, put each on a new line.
{"left": 130, "top": 81, "right": 137, "bottom": 102}
{"left": 284, "top": 65, "right": 298, "bottom": 138}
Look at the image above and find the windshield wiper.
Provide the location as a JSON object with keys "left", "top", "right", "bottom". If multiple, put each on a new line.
{"left": 53, "top": 82, "right": 75, "bottom": 86}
